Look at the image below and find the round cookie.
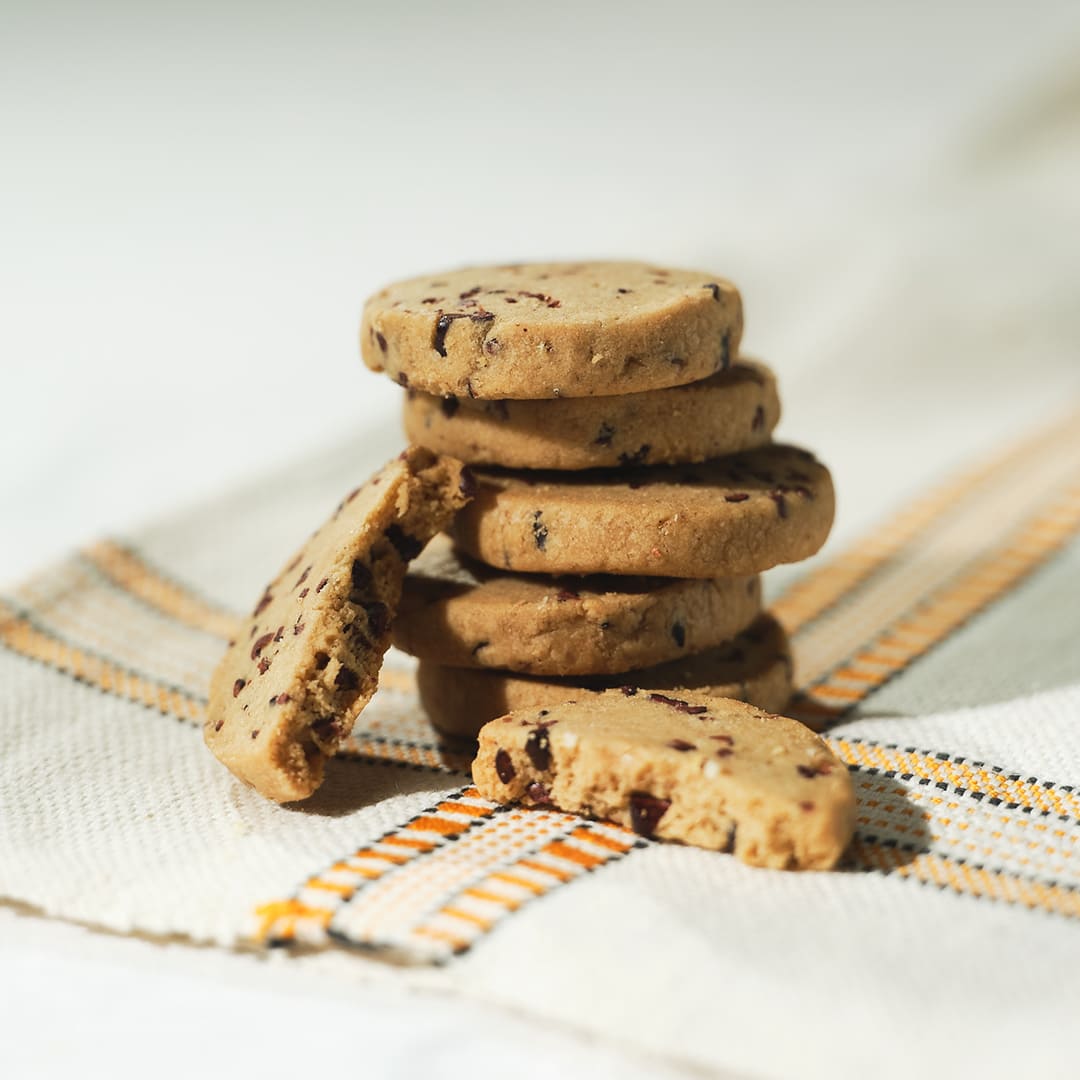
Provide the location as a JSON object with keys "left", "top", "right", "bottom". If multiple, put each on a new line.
{"left": 419, "top": 613, "right": 794, "bottom": 739}
{"left": 472, "top": 691, "right": 854, "bottom": 869}
{"left": 204, "top": 447, "right": 473, "bottom": 803}
{"left": 402, "top": 360, "right": 780, "bottom": 470}
{"left": 451, "top": 444, "right": 834, "bottom": 578}
{"left": 361, "top": 261, "right": 742, "bottom": 400}
{"left": 394, "top": 535, "right": 761, "bottom": 675}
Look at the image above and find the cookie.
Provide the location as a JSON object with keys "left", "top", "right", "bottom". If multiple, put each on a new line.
{"left": 402, "top": 360, "right": 780, "bottom": 470}
{"left": 204, "top": 448, "right": 473, "bottom": 803}
{"left": 452, "top": 444, "right": 834, "bottom": 578}
{"left": 472, "top": 691, "right": 854, "bottom": 869}
{"left": 361, "top": 261, "right": 742, "bottom": 400}
{"left": 393, "top": 535, "right": 761, "bottom": 675}
{"left": 418, "top": 613, "right": 793, "bottom": 739}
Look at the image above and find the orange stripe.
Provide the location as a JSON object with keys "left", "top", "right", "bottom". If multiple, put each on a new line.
{"left": 850, "top": 840, "right": 1080, "bottom": 920}
{"left": 518, "top": 858, "right": 571, "bottom": 882}
{"left": 489, "top": 871, "right": 546, "bottom": 895}
{"left": 571, "top": 827, "right": 633, "bottom": 853}
{"left": 441, "top": 906, "right": 493, "bottom": 930}
{"left": 544, "top": 840, "right": 604, "bottom": 869}
{"left": 0, "top": 603, "right": 206, "bottom": 725}
{"left": 84, "top": 540, "right": 238, "bottom": 639}
{"left": 305, "top": 879, "right": 354, "bottom": 896}
{"left": 406, "top": 815, "right": 472, "bottom": 837}
{"left": 380, "top": 835, "right": 434, "bottom": 850}
{"left": 437, "top": 800, "right": 491, "bottom": 817}
{"left": 252, "top": 899, "right": 332, "bottom": 941}
{"left": 331, "top": 862, "right": 381, "bottom": 879}
{"left": 412, "top": 926, "right": 470, "bottom": 950}
{"left": 463, "top": 887, "right": 521, "bottom": 910}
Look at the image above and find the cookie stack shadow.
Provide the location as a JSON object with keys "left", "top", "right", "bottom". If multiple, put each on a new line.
{"left": 361, "top": 262, "right": 835, "bottom": 740}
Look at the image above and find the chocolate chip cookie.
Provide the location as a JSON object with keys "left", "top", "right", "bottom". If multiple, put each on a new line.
{"left": 361, "top": 261, "right": 742, "bottom": 400}
{"left": 204, "top": 447, "right": 473, "bottom": 803}
{"left": 418, "top": 613, "right": 793, "bottom": 738}
{"left": 402, "top": 360, "right": 780, "bottom": 470}
{"left": 394, "top": 535, "right": 761, "bottom": 675}
{"left": 472, "top": 691, "right": 854, "bottom": 869}
{"left": 452, "top": 445, "right": 834, "bottom": 578}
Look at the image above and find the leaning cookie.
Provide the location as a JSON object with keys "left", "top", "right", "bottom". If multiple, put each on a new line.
{"left": 418, "top": 613, "right": 793, "bottom": 739}
{"left": 472, "top": 692, "right": 855, "bottom": 870}
{"left": 393, "top": 535, "right": 761, "bottom": 675}
{"left": 402, "top": 360, "right": 780, "bottom": 470}
{"left": 204, "top": 448, "right": 473, "bottom": 803}
{"left": 361, "top": 261, "right": 742, "bottom": 400}
{"left": 452, "top": 444, "right": 835, "bottom": 578}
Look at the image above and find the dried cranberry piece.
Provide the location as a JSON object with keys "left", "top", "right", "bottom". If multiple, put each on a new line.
{"left": 666, "top": 739, "right": 695, "bottom": 752}
{"left": 250, "top": 632, "right": 274, "bottom": 660}
{"left": 525, "top": 781, "right": 552, "bottom": 805}
{"left": 648, "top": 692, "right": 707, "bottom": 715}
{"left": 232, "top": 678, "right": 246, "bottom": 697}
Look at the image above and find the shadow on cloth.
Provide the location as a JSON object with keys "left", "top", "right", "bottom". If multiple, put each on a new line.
{"left": 842, "top": 771, "right": 932, "bottom": 872}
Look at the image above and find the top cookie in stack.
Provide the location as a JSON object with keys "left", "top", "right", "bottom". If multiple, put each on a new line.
{"left": 362, "top": 261, "right": 835, "bottom": 736}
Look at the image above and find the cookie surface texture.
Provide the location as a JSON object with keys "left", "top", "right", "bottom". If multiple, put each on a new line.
{"left": 394, "top": 535, "right": 761, "bottom": 675}
{"left": 402, "top": 360, "right": 780, "bottom": 470}
{"left": 418, "top": 614, "right": 793, "bottom": 738}
{"left": 205, "top": 448, "right": 472, "bottom": 802}
{"left": 361, "top": 261, "right": 742, "bottom": 400}
{"left": 472, "top": 691, "right": 854, "bottom": 870}
{"left": 452, "top": 444, "right": 834, "bottom": 577}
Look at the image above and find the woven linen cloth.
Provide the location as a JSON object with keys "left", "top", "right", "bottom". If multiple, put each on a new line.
{"left": 5, "top": 88, "right": 1080, "bottom": 1080}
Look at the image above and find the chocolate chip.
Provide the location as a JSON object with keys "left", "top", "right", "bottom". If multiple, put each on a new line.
{"left": 629, "top": 792, "right": 670, "bottom": 837}
{"left": 724, "top": 493, "right": 750, "bottom": 503}
{"left": 621, "top": 686, "right": 639, "bottom": 696}
{"left": 671, "top": 622, "right": 685, "bottom": 648}
{"left": 232, "top": 678, "right": 246, "bottom": 698}
{"left": 440, "top": 394, "right": 459, "bottom": 418}
{"left": 459, "top": 467, "right": 478, "bottom": 500}
{"left": 293, "top": 621, "right": 305, "bottom": 635}
{"left": 797, "top": 764, "right": 818, "bottom": 779}
{"left": 312, "top": 715, "right": 341, "bottom": 742}
{"left": 375, "top": 331, "right": 388, "bottom": 352}
{"left": 531, "top": 511, "right": 548, "bottom": 551}
{"left": 298, "top": 588, "right": 309, "bottom": 600}
{"left": 667, "top": 739, "right": 695, "bottom": 752}
{"left": 251, "top": 632, "right": 275, "bottom": 660}
{"left": 752, "top": 405, "right": 765, "bottom": 431}
{"left": 518, "top": 290, "right": 560, "bottom": 308}
{"left": 213, "top": 720, "right": 224, "bottom": 732}
{"left": 253, "top": 590, "right": 273, "bottom": 616}
{"left": 555, "top": 587, "right": 579, "bottom": 602}
{"left": 362, "top": 602, "right": 389, "bottom": 637}
{"left": 525, "top": 728, "right": 552, "bottom": 771}
{"left": 718, "top": 330, "right": 732, "bottom": 371}
{"left": 273, "top": 625, "right": 284, "bottom": 642}
{"left": 458, "top": 285, "right": 481, "bottom": 299}
{"left": 314, "top": 651, "right": 330, "bottom": 670}
{"left": 594, "top": 422, "right": 615, "bottom": 447}
{"left": 316, "top": 577, "right": 329, "bottom": 593}
{"left": 432, "top": 310, "right": 494, "bottom": 356}
{"left": 495, "top": 749, "right": 516, "bottom": 784}
{"left": 335, "top": 667, "right": 359, "bottom": 691}
{"left": 483, "top": 338, "right": 501, "bottom": 355}
{"left": 721, "top": 824, "right": 737, "bottom": 854}
{"left": 800, "top": 801, "right": 815, "bottom": 812}
{"left": 648, "top": 692, "right": 707, "bottom": 715}
{"left": 715, "top": 747, "right": 733, "bottom": 758}
{"left": 386, "top": 524, "right": 423, "bottom": 560}
{"left": 269, "top": 693, "right": 290, "bottom": 705}
{"left": 616, "top": 287, "right": 632, "bottom": 294}
{"left": 710, "top": 734, "right": 734, "bottom": 746}
{"left": 525, "top": 781, "right": 552, "bottom": 804}
{"left": 257, "top": 658, "right": 271, "bottom": 675}
{"left": 294, "top": 567, "right": 310, "bottom": 590}
{"left": 396, "top": 371, "right": 410, "bottom": 387}
{"left": 250, "top": 729, "right": 260, "bottom": 740}
{"left": 704, "top": 283, "right": 721, "bottom": 301}
{"left": 770, "top": 492, "right": 789, "bottom": 519}
{"left": 350, "top": 558, "right": 373, "bottom": 594}
{"left": 617, "top": 444, "right": 650, "bottom": 467}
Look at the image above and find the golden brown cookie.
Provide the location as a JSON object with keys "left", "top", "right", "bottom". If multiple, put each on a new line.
{"left": 361, "top": 261, "right": 742, "bottom": 400}
{"left": 472, "top": 691, "right": 854, "bottom": 869}
{"left": 418, "top": 614, "right": 793, "bottom": 738}
{"left": 204, "top": 448, "right": 473, "bottom": 803}
{"left": 452, "top": 445, "right": 834, "bottom": 578}
{"left": 394, "top": 535, "right": 760, "bottom": 675}
{"left": 402, "top": 360, "right": 780, "bottom": 470}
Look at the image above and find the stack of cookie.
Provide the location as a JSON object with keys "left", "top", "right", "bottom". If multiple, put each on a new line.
{"left": 361, "top": 261, "right": 835, "bottom": 739}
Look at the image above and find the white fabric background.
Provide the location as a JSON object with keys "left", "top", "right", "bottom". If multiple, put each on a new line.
{"left": 4, "top": 3, "right": 1080, "bottom": 1077}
